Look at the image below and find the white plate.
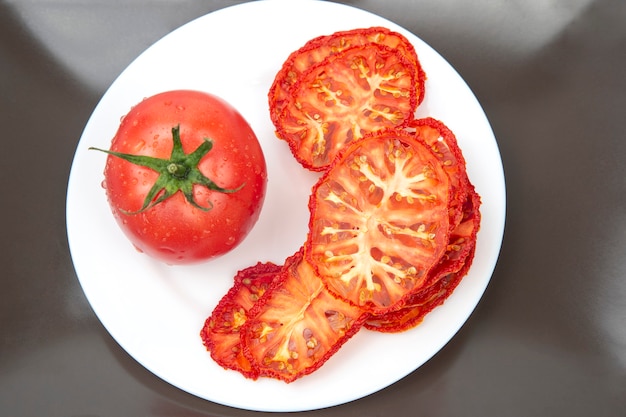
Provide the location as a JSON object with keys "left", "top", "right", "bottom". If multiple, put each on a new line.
{"left": 66, "top": 0, "right": 505, "bottom": 412}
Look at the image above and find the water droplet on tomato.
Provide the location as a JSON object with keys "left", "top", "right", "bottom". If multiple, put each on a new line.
{"left": 133, "top": 139, "right": 145, "bottom": 152}
{"left": 226, "top": 236, "right": 235, "bottom": 246}
{"left": 158, "top": 246, "right": 177, "bottom": 256}
{"left": 101, "top": 180, "right": 107, "bottom": 189}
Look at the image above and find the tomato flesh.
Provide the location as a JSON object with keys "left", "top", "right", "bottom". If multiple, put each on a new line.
{"left": 365, "top": 186, "right": 481, "bottom": 332}
{"left": 241, "top": 249, "right": 366, "bottom": 383}
{"left": 101, "top": 90, "right": 267, "bottom": 264}
{"left": 269, "top": 26, "right": 425, "bottom": 130}
{"left": 306, "top": 129, "right": 451, "bottom": 313}
{"left": 275, "top": 43, "right": 418, "bottom": 171}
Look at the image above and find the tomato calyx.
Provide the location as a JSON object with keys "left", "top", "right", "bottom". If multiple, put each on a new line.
{"left": 91, "top": 124, "right": 243, "bottom": 213}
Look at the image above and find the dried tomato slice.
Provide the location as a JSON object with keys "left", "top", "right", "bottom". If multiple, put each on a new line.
{"left": 306, "top": 129, "right": 451, "bottom": 314}
{"left": 365, "top": 246, "right": 477, "bottom": 332}
{"left": 275, "top": 43, "right": 419, "bottom": 171}
{"left": 407, "top": 117, "right": 470, "bottom": 229}
{"left": 365, "top": 186, "right": 481, "bottom": 332}
{"left": 200, "top": 262, "right": 281, "bottom": 379}
{"left": 241, "top": 248, "right": 367, "bottom": 383}
{"left": 269, "top": 26, "right": 426, "bottom": 129}
{"left": 429, "top": 185, "right": 481, "bottom": 281}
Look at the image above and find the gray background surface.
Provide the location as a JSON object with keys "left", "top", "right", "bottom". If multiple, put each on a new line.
{"left": 1, "top": 0, "right": 625, "bottom": 416}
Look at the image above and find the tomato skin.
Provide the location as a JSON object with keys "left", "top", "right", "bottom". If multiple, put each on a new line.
{"left": 102, "top": 90, "right": 267, "bottom": 264}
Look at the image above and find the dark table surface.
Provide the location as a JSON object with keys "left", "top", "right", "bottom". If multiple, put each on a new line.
{"left": 2, "top": 0, "right": 625, "bottom": 416}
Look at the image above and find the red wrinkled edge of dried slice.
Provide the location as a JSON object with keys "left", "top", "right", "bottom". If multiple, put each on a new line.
{"left": 268, "top": 26, "right": 426, "bottom": 128}
{"left": 429, "top": 184, "right": 481, "bottom": 281}
{"left": 407, "top": 117, "right": 471, "bottom": 231}
{"left": 241, "top": 248, "right": 368, "bottom": 383}
{"left": 364, "top": 186, "right": 481, "bottom": 332}
{"left": 405, "top": 117, "right": 477, "bottom": 292}
{"left": 200, "top": 261, "right": 282, "bottom": 379}
{"left": 232, "top": 261, "right": 282, "bottom": 286}
{"left": 275, "top": 42, "right": 419, "bottom": 172}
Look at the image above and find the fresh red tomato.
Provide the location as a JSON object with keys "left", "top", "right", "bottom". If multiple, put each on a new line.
{"left": 93, "top": 90, "right": 267, "bottom": 264}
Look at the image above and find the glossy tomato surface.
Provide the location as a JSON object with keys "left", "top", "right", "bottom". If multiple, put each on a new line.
{"left": 101, "top": 90, "right": 267, "bottom": 264}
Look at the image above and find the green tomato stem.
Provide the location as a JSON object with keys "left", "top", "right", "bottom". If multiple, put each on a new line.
{"left": 90, "top": 124, "right": 244, "bottom": 213}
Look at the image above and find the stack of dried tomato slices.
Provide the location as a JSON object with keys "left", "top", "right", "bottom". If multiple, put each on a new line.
{"left": 201, "top": 27, "right": 481, "bottom": 383}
